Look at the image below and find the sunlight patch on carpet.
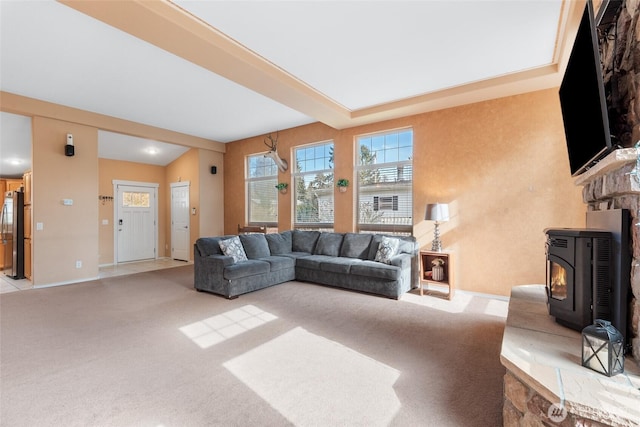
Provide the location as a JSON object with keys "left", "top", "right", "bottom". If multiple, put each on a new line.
{"left": 402, "top": 291, "right": 508, "bottom": 318}
{"left": 224, "top": 327, "right": 401, "bottom": 426}
{"left": 179, "top": 305, "right": 277, "bottom": 348}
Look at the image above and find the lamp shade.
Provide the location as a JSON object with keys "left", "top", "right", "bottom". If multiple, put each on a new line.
{"left": 425, "top": 203, "right": 449, "bottom": 222}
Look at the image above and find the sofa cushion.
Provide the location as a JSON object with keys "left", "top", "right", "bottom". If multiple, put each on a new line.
{"left": 219, "top": 236, "right": 248, "bottom": 262}
{"left": 259, "top": 255, "right": 295, "bottom": 272}
{"left": 223, "top": 260, "right": 270, "bottom": 280}
{"left": 279, "top": 252, "right": 313, "bottom": 260}
{"left": 374, "top": 236, "right": 400, "bottom": 264}
{"left": 340, "top": 233, "right": 373, "bottom": 259}
{"left": 240, "top": 234, "right": 271, "bottom": 259}
{"left": 351, "top": 261, "right": 401, "bottom": 281}
{"left": 296, "top": 255, "right": 335, "bottom": 270}
{"left": 314, "top": 232, "right": 344, "bottom": 256}
{"left": 265, "top": 231, "right": 292, "bottom": 255}
{"left": 292, "top": 230, "right": 320, "bottom": 253}
{"left": 320, "top": 257, "right": 361, "bottom": 274}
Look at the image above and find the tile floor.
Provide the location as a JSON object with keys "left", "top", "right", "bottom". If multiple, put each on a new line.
{"left": 0, "top": 258, "right": 192, "bottom": 294}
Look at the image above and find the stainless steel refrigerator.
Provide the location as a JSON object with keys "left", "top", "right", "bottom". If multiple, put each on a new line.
{"left": 1, "top": 190, "right": 25, "bottom": 279}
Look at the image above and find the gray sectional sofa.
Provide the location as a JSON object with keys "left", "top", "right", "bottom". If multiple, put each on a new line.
{"left": 194, "top": 230, "right": 418, "bottom": 299}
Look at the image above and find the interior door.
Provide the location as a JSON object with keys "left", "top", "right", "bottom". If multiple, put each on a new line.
{"left": 116, "top": 184, "right": 157, "bottom": 263}
{"left": 170, "top": 182, "right": 190, "bottom": 261}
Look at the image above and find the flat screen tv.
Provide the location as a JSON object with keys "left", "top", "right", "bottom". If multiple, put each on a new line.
{"left": 559, "top": 0, "right": 614, "bottom": 176}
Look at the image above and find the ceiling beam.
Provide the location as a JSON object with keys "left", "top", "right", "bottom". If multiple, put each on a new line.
{"left": 1, "top": 91, "right": 225, "bottom": 152}
{"left": 59, "top": 0, "right": 583, "bottom": 132}
{"left": 59, "top": 0, "right": 352, "bottom": 128}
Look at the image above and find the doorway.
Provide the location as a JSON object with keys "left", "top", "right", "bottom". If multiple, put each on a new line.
{"left": 170, "top": 181, "right": 190, "bottom": 261}
{"left": 113, "top": 180, "right": 158, "bottom": 263}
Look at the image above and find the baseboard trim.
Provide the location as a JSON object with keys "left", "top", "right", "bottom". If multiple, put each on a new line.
{"left": 33, "top": 276, "right": 100, "bottom": 289}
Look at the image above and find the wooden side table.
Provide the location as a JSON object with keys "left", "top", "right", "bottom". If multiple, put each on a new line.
{"left": 419, "top": 250, "right": 454, "bottom": 300}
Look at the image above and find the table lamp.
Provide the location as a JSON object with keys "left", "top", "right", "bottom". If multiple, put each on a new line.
{"left": 425, "top": 203, "right": 449, "bottom": 252}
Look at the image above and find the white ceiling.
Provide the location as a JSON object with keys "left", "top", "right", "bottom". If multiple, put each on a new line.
{"left": 0, "top": 0, "right": 575, "bottom": 178}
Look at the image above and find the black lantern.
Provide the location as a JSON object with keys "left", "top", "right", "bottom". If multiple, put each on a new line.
{"left": 581, "top": 319, "right": 624, "bottom": 376}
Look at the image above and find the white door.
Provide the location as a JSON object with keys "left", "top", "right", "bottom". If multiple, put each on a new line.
{"left": 171, "top": 182, "right": 190, "bottom": 261}
{"left": 115, "top": 183, "right": 157, "bottom": 263}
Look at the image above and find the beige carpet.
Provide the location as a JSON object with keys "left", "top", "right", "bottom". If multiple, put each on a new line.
{"left": 0, "top": 266, "right": 508, "bottom": 426}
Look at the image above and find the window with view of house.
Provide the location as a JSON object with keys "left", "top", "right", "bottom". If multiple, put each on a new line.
{"left": 356, "top": 129, "right": 413, "bottom": 235}
{"left": 293, "top": 141, "right": 334, "bottom": 231}
{"left": 246, "top": 154, "right": 278, "bottom": 226}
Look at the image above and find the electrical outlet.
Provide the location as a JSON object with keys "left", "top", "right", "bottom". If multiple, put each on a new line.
{"left": 76, "top": 260, "right": 82, "bottom": 269}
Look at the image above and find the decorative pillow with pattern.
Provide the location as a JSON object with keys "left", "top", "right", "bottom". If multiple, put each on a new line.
{"left": 374, "top": 236, "right": 400, "bottom": 264}
{"left": 219, "top": 236, "right": 248, "bottom": 263}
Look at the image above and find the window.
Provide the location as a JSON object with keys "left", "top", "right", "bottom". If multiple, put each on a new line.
{"left": 246, "top": 154, "right": 278, "bottom": 226}
{"left": 293, "top": 141, "right": 334, "bottom": 230}
{"left": 374, "top": 196, "right": 398, "bottom": 211}
{"left": 122, "top": 191, "right": 150, "bottom": 208}
{"left": 356, "top": 129, "right": 413, "bottom": 234}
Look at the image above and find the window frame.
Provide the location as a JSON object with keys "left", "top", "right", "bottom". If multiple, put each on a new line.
{"left": 292, "top": 140, "right": 335, "bottom": 231}
{"left": 356, "top": 128, "right": 413, "bottom": 235}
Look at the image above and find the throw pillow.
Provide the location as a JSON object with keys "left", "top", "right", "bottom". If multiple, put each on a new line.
{"left": 374, "top": 236, "right": 400, "bottom": 264}
{"left": 219, "top": 236, "right": 248, "bottom": 263}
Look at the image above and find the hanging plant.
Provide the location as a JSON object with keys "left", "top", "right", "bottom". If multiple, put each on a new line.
{"left": 336, "top": 178, "right": 349, "bottom": 192}
{"left": 275, "top": 182, "right": 288, "bottom": 194}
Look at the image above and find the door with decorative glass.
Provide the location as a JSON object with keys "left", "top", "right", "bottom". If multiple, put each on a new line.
{"left": 115, "top": 183, "right": 157, "bottom": 263}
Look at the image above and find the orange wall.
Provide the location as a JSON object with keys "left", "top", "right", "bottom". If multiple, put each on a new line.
{"left": 32, "top": 117, "right": 99, "bottom": 286}
{"left": 224, "top": 89, "right": 586, "bottom": 296}
{"left": 197, "top": 148, "right": 225, "bottom": 238}
{"left": 98, "top": 158, "right": 167, "bottom": 265}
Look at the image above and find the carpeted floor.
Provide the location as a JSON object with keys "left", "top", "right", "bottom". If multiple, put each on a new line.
{"left": 0, "top": 265, "right": 508, "bottom": 426}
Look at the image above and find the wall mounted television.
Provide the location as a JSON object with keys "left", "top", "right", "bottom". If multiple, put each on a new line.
{"left": 559, "top": 0, "right": 617, "bottom": 177}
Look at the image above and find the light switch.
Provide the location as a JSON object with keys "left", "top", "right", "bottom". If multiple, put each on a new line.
{"left": 102, "top": 219, "right": 109, "bottom": 225}
{"left": 36, "top": 222, "right": 43, "bottom": 231}
{"left": 62, "top": 199, "right": 73, "bottom": 206}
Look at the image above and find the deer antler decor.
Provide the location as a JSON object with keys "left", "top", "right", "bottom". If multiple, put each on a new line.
{"left": 263, "top": 131, "right": 288, "bottom": 173}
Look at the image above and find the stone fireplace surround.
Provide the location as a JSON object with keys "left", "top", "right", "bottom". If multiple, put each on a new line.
{"left": 500, "top": 149, "right": 640, "bottom": 426}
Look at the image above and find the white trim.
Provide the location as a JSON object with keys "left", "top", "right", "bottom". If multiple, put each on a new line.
{"left": 33, "top": 276, "right": 101, "bottom": 288}
{"left": 113, "top": 180, "right": 160, "bottom": 189}
{"left": 170, "top": 181, "right": 190, "bottom": 189}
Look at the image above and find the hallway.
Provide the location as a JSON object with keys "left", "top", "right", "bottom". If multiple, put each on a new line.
{"left": 0, "top": 258, "right": 191, "bottom": 294}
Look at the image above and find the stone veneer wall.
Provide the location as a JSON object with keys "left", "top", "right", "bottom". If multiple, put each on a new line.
{"left": 600, "top": 0, "right": 640, "bottom": 147}
{"left": 581, "top": 158, "right": 640, "bottom": 363}
{"left": 576, "top": 0, "right": 640, "bottom": 364}
{"left": 503, "top": 372, "right": 614, "bottom": 427}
